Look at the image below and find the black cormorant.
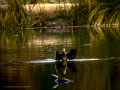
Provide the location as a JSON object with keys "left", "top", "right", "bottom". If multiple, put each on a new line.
{"left": 55, "top": 48, "right": 78, "bottom": 61}
{"left": 55, "top": 48, "right": 67, "bottom": 61}
{"left": 52, "top": 74, "right": 73, "bottom": 84}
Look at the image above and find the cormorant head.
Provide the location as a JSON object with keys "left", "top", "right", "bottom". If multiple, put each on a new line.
{"left": 63, "top": 48, "right": 65, "bottom": 53}
{"left": 57, "top": 75, "right": 61, "bottom": 79}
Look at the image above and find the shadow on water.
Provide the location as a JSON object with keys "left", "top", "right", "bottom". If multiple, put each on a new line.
{"left": 1, "top": 27, "right": 120, "bottom": 90}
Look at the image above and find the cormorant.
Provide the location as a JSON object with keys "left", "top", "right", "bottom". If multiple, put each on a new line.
{"left": 55, "top": 48, "right": 78, "bottom": 61}
{"left": 52, "top": 74, "right": 73, "bottom": 84}
{"left": 55, "top": 48, "right": 67, "bottom": 61}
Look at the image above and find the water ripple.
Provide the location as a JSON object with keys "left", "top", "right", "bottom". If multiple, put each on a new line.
{"left": 25, "top": 58, "right": 110, "bottom": 63}
{"left": 0, "top": 57, "right": 120, "bottom": 65}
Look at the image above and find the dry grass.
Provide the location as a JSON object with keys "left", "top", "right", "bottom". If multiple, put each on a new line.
{"left": 25, "top": 3, "right": 72, "bottom": 12}
{"left": 0, "top": 3, "right": 72, "bottom": 14}
{"left": 0, "top": 2, "right": 88, "bottom": 29}
{"left": 24, "top": 3, "right": 72, "bottom": 16}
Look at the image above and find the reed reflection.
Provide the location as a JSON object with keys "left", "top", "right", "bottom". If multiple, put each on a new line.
{"left": 89, "top": 27, "right": 120, "bottom": 39}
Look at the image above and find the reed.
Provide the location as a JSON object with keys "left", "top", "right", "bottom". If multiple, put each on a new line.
{"left": 2, "top": 0, "right": 120, "bottom": 30}
{"left": 88, "top": 1, "right": 120, "bottom": 26}
{"left": 0, "top": 0, "right": 33, "bottom": 30}
{"left": 54, "top": 0, "right": 91, "bottom": 26}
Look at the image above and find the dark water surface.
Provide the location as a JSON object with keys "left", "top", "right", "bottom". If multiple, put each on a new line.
{"left": 0, "top": 27, "right": 120, "bottom": 90}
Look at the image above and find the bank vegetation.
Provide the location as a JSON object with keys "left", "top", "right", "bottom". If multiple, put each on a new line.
{"left": 0, "top": 0, "right": 120, "bottom": 30}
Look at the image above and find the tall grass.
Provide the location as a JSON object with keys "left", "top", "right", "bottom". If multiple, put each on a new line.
{"left": 88, "top": 1, "right": 120, "bottom": 26}
{"left": 54, "top": 0, "right": 90, "bottom": 26}
{"left": 2, "top": 0, "right": 120, "bottom": 30}
{"left": 0, "top": 0, "right": 35, "bottom": 30}
{"left": 0, "top": 0, "right": 58, "bottom": 30}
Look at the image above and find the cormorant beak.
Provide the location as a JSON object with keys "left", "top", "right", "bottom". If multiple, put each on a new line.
{"left": 52, "top": 74, "right": 58, "bottom": 78}
{"left": 55, "top": 75, "right": 58, "bottom": 78}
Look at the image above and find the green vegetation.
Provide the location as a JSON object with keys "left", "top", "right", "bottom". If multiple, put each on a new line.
{"left": 0, "top": 0, "right": 120, "bottom": 30}
{"left": 0, "top": 0, "right": 30, "bottom": 30}
{"left": 88, "top": 0, "right": 120, "bottom": 26}
{"left": 55, "top": 1, "right": 90, "bottom": 26}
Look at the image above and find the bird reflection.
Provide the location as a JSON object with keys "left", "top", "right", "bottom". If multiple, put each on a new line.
{"left": 55, "top": 61, "right": 78, "bottom": 75}
{"left": 55, "top": 48, "right": 78, "bottom": 61}
{"left": 67, "top": 62, "right": 78, "bottom": 72}
{"left": 55, "top": 60, "right": 67, "bottom": 75}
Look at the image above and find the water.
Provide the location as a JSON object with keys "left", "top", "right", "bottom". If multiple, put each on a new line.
{"left": 0, "top": 27, "right": 120, "bottom": 90}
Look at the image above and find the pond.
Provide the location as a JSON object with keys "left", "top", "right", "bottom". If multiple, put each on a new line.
{"left": 0, "top": 27, "right": 120, "bottom": 90}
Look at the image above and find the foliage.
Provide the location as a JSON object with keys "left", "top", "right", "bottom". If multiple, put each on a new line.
{"left": 1, "top": 0, "right": 120, "bottom": 30}
{"left": 0, "top": 0, "right": 37, "bottom": 30}
{"left": 54, "top": 0, "right": 91, "bottom": 26}
{"left": 88, "top": 1, "right": 120, "bottom": 26}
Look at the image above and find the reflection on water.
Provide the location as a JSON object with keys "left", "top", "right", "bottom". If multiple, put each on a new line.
{"left": 0, "top": 27, "right": 120, "bottom": 90}
{"left": 55, "top": 60, "right": 78, "bottom": 75}
{"left": 1, "top": 59, "right": 120, "bottom": 90}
